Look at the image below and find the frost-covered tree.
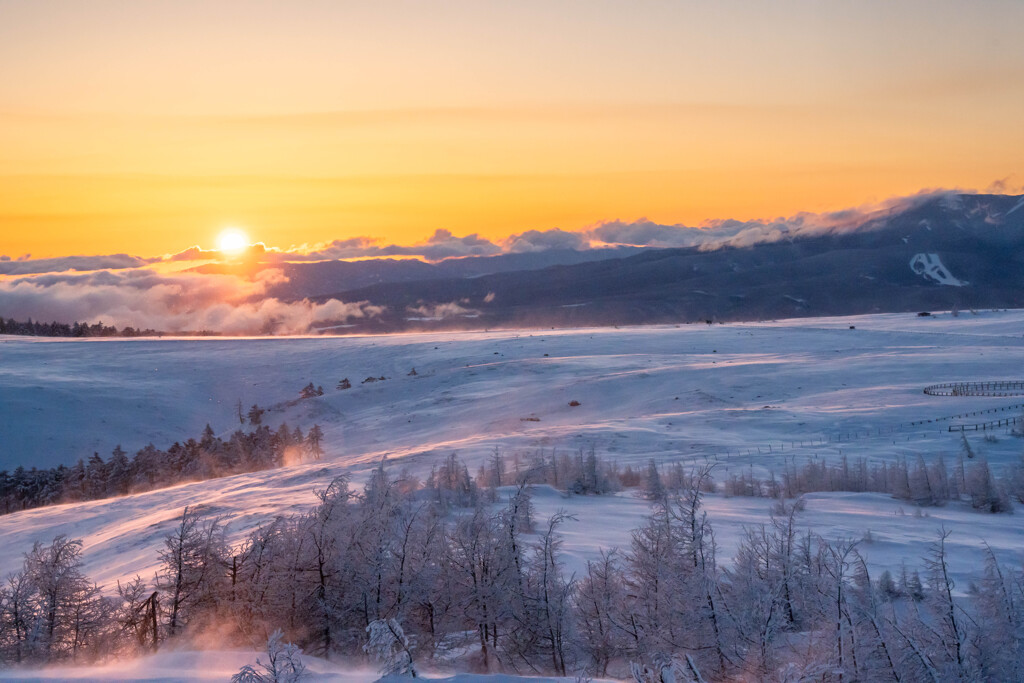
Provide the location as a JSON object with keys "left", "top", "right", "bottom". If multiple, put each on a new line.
{"left": 364, "top": 618, "right": 417, "bottom": 678}
{"left": 0, "top": 536, "right": 112, "bottom": 663}
{"left": 642, "top": 459, "right": 664, "bottom": 501}
{"left": 115, "top": 576, "right": 158, "bottom": 653}
{"left": 574, "top": 550, "right": 628, "bottom": 676}
{"left": 971, "top": 545, "right": 1024, "bottom": 680}
{"left": 923, "top": 528, "right": 969, "bottom": 679}
{"left": 522, "top": 512, "right": 576, "bottom": 675}
{"left": 298, "top": 476, "right": 354, "bottom": 656}
{"left": 232, "top": 629, "right": 307, "bottom": 683}
{"left": 445, "top": 503, "right": 509, "bottom": 670}
{"left": 24, "top": 536, "right": 106, "bottom": 660}
{"left": 0, "top": 568, "right": 35, "bottom": 663}
{"left": 157, "top": 507, "right": 229, "bottom": 638}
{"left": 965, "top": 457, "right": 1012, "bottom": 513}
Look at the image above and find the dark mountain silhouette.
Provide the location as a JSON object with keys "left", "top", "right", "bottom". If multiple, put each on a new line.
{"left": 296, "top": 193, "right": 1023, "bottom": 332}
{"left": 193, "top": 247, "right": 644, "bottom": 300}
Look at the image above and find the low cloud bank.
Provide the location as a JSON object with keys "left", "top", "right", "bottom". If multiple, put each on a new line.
{"left": 590, "top": 189, "right": 970, "bottom": 251}
{"left": 270, "top": 188, "right": 980, "bottom": 260}
{"left": 284, "top": 229, "right": 502, "bottom": 261}
{"left": 405, "top": 301, "right": 480, "bottom": 320}
{"left": 0, "top": 269, "right": 382, "bottom": 335}
{"left": 0, "top": 253, "right": 160, "bottom": 276}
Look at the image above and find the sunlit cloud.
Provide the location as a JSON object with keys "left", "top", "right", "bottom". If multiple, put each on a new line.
{"left": 0, "top": 268, "right": 382, "bottom": 335}
{"left": 586, "top": 189, "right": 976, "bottom": 251}
{"left": 0, "top": 254, "right": 160, "bottom": 276}
{"left": 283, "top": 229, "right": 502, "bottom": 262}
{"left": 501, "top": 228, "right": 588, "bottom": 253}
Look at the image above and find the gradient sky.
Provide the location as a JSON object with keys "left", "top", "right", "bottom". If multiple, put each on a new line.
{"left": 2, "top": 0, "right": 1023, "bottom": 258}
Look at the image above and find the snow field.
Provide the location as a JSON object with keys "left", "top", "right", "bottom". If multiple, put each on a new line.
{"left": 2, "top": 310, "right": 1024, "bottom": 680}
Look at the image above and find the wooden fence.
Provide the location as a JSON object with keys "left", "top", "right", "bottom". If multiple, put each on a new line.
{"left": 924, "top": 380, "right": 1024, "bottom": 397}
{"left": 949, "top": 415, "right": 1022, "bottom": 432}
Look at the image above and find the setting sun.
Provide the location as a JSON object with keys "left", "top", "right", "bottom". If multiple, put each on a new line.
{"left": 217, "top": 228, "right": 250, "bottom": 255}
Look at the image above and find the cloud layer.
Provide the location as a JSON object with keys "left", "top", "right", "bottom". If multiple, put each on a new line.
{"left": 0, "top": 254, "right": 160, "bottom": 276}
{"left": 0, "top": 269, "right": 382, "bottom": 335}
{"left": 290, "top": 230, "right": 503, "bottom": 261}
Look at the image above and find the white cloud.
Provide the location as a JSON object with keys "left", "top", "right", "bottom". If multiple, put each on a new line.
{"left": 286, "top": 229, "right": 502, "bottom": 262}
{"left": 0, "top": 254, "right": 159, "bottom": 275}
{"left": 502, "top": 228, "right": 588, "bottom": 252}
{"left": 405, "top": 302, "right": 480, "bottom": 320}
{"left": 0, "top": 268, "right": 382, "bottom": 335}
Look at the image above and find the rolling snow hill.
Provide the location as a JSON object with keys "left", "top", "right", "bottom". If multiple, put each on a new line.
{"left": 2, "top": 310, "right": 1024, "bottom": 680}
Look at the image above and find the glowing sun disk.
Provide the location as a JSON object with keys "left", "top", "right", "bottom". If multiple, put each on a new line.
{"left": 217, "top": 228, "right": 249, "bottom": 255}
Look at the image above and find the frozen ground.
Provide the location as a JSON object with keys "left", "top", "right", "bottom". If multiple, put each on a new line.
{"left": 0, "top": 648, "right": 597, "bottom": 682}
{"left": 1, "top": 310, "right": 1024, "bottom": 680}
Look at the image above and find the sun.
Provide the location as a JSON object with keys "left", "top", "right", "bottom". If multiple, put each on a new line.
{"left": 217, "top": 228, "right": 250, "bottom": 256}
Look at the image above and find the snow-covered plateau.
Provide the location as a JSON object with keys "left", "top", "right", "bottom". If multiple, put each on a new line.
{"left": 2, "top": 309, "right": 1024, "bottom": 681}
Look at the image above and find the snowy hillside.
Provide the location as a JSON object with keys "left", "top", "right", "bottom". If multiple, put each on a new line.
{"left": 2, "top": 310, "right": 1024, "bottom": 680}
{"left": 4, "top": 309, "right": 1024, "bottom": 472}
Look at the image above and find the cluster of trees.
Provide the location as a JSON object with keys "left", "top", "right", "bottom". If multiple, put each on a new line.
{"left": 0, "top": 316, "right": 158, "bottom": 338}
{"left": 473, "top": 447, "right": 714, "bottom": 499}
{"left": 0, "top": 422, "right": 324, "bottom": 516}
{"left": 719, "top": 451, "right": 1023, "bottom": 513}
{"left": 0, "top": 536, "right": 113, "bottom": 664}
{"left": 5, "top": 458, "right": 1024, "bottom": 682}
{"left": 476, "top": 445, "right": 1023, "bottom": 516}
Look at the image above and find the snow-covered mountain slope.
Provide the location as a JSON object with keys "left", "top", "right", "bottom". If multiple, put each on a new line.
{"left": 3, "top": 310, "right": 1024, "bottom": 681}
{"left": 3, "top": 310, "right": 1024, "bottom": 583}
{"left": 4, "top": 309, "right": 1024, "bottom": 472}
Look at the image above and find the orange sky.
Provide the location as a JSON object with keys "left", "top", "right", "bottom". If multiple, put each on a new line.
{"left": 2, "top": 0, "right": 1023, "bottom": 258}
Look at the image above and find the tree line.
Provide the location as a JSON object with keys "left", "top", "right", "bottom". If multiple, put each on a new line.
{"left": 0, "top": 316, "right": 159, "bottom": 338}
{"left": 719, "top": 449, "right": 1024, "bottom": 513}
{"left": 0, "top": 421, "right": 324, "bottom": 516}
{"left": 478, "top": 442, "right": 1024, "bottom": 515}
{"left": 3, "top": 455, "right": 1024, "bottom": 681}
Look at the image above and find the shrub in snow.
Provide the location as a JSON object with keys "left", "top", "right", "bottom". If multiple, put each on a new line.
{"left": 364, "top": 618, "right": 416, "bottom": 678}
{"left": 231, "top": 629, "right": 306, "bottom": 683}
{"left": 630, "top": 653, "right": 706, "bottom": 683}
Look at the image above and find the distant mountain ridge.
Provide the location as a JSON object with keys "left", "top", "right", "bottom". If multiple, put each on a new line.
{"left": 289, "top": 193, "right": 1024, "bottom": 332}
{"left": 193, "top": 247, "right": 645, "bottom": 300}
